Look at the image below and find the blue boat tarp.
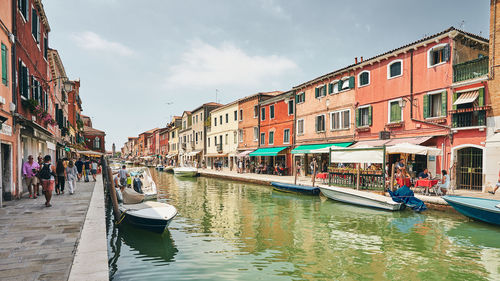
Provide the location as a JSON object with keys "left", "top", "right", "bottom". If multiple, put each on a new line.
{"left": 271, "top": 182, "right": 320, "bottom": 195}
{"left": 388, "top": 185, "right": 427, "bottom": 212}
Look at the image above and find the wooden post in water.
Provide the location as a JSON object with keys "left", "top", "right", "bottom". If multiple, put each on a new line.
{"left": 107, "top": 167, "right": 121, "bottom": 219}
{"left": 390, "top": 165, "right": 395, "bottom": 192}
{"left": 356, "top": 164, "right": 360, "bottom": 190}
{"left": 312, "top": 160, "right": 317, "bottom": 187}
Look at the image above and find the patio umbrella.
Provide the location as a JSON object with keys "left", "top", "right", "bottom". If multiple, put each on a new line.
{"left": 386, "top": 143, "right": 441, "bottom": 156}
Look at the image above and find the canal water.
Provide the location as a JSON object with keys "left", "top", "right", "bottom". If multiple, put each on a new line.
{"left": 107, "top": 169, "right": 500, "bottom": 280}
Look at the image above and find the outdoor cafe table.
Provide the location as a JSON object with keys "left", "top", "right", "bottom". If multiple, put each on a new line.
{"left": 396, "top": 177, "right": 412, "bottom": 187}
{"left": 415, "top": 179, "right": 439, "bottom": 188}
{"left": 316, "top": 173, "right": 328, "bottom": 182}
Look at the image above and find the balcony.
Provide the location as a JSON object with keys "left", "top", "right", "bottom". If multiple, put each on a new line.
{"left": 216, "top": 143, "right": 223, "bottom": 152}
{"left": 181, "top": 143, "right": 186, "bottom": 150}
{"left": 453, "top": 56, "right": 488, "bottom": 83}
{"left": 451, "top": 110, "right": 486, "bottom": 128}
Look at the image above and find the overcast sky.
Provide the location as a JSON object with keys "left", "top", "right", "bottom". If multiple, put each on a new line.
{"left": 43, "top": 0, "right": 489, "bottom": 150}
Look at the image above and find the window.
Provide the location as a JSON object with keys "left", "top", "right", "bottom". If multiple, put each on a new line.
{"left": 315, "top": 85, "right": 326, "bottom": 98}
{"left": 297, "top": 119, "right": 304, "bottom": 135}
{"left": 43, "top": 36, "right": 48, "bottom": 59}
{"left": 283, "top": 129, "right": 290, "bottom": 144}
{"left": 208, "top": 137, "right": 210, "bottom": 147}
{"left": 196, "top": 115, "right": 198, "bottom": 123}
{"left": 226, "top": 113, "right": 229, "bottom": 123}
{"left": 254, "top": 105, "right": 258, "bottom": 117}
{"left": 315, "top": 115, "right": 325, "bottom": 132}
{"left": 261, "top": 107, "right": 266, "bottom": 120}
{"left": 296, "top": 92, "right": 305, "bottom": 104}
{"left": 388, "top": 60, "right": 402, "bottom": 79}
{"left": 239, "top": 109, "right": 243, "bottom": 121}
{"left": 269, "top": 131, "right": 274, "bottom": 145}
{"left": 339, "top": 77, "right": 354, "bottom": 91}
{"left": 214, "top": 117, "right": 217, "bottom": 126}
{"left": 234, "top": 110, "right": 237, "bottom": 121}
{"left": 270, "top": 105, "right": 275, "bottom": 119}
{"left": 233, "top": 131, "right": 237, "bottom": 144}
{"left": 330, "top": 109, "right": 350, "bottom": 130}
{"left": 424, "top": 91, "right": 447, "bottom": 118}
{"left": 389, "top": 99, "right": 403, "bottom": 123}
{"left": 329, "top": 81, "right": 339, "bottom": 94}
{"left": 428, "top": 43, "right": 450, "bottom": 67}
{"left": 358, "top": 71, "right": 370, "bottom": 87}
{"left": 31, "top": 7, "right": 40, "bottom": 43}
{"left": 225, "top": 134, "right": 228, "bottom": 144}
{"left": 214, "top": 136, "right": 217, "bottom": 145}
{"left": 238, "top": 129, "right": 243, "bottom": 142}
{"left": 19, "top": 0, "right": 28, "bottom": 21}
{"left": 220, "top": 115, "right": 222, "bottom": 125}
{"left": 253, "top": 127, "right": 258, "bottom": 141}
{"left": 288, "top": 99, "right": 294, "bottom": 115}
{"left": 1, "top": 44, "right": 8, "bottom": 86}
{"left": 19, "top": 61, "right": 29, "bottom": 99}
{"left": 356, "top": 106, "right": 372, "bottom": 127}
{"left": 260, "top": 132, "right": 265, "bottom": 145}
{"left": 94, "top": 137, "right": 100, "bottom": 149}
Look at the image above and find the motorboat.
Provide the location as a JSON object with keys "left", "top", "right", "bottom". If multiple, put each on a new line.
{"left": 156, "top": 165, "right": 165, "bottom": 171}
{"left": 271, "top": 182, "right": 320, "bottom": 195}
{"left": 128, "top": 167, "right": 157, "bottom": 200}
{"left": 164, "top": 166, "right": 174, "bottom": 173}
{"left": 173, "top": 167, "right": 198, "bottom": 177}
{"left": 443, "top": 196, "right": 500, "bottom": 226}
{"left": 320, "top": 185, "right": 404, "bottom": 211}
{"left": 118, "top": 201, "right": 177, "bottom": 233}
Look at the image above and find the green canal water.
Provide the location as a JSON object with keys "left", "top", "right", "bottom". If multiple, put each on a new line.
{"left": 107, "top": 169, "right": 500, "bottom": 280}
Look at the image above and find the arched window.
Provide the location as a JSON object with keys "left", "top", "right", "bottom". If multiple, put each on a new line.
{"left": 94, "top": 137, "right": 100, "bottom": 149}
{"left": 388, "top": 60, "right": 403, "bottom": 79}
{"left": 358, "top": 71, "right": 370, "bottom": 87}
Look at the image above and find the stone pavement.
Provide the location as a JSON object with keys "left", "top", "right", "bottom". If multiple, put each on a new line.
{"left": 0, "top": 179, "right": 97, "bottom": 281}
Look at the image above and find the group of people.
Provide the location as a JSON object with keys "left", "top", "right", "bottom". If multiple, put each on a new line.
{"left": 22, "top": 155, "right": 100, "bottom": 207}
{"left": 393, "top": 159, "right": 450, "bottom": 195}
{"left": 113, "top": 165, "right": 144, "bottom": 194}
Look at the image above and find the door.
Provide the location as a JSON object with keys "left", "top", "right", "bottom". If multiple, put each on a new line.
{"left": 456, "top": 147, "right": 483, "bottom": 190}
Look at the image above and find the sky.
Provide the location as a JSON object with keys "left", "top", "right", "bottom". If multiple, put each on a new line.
{"left": 42, "top": 0, "right": 490, "bottom": 151}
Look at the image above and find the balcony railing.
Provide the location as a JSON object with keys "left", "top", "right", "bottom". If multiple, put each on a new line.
{"left": 453, "top": 56, "right": 488, "bottom": 83}
{"left": 216, "top": 143, "right": 223, "bottom": 152}
{"left": 452, "top": 110, "right": 486, "bottom": 128}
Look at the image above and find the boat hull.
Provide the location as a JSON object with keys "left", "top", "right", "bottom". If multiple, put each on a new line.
{"left": 443, "top": 196, "right": 500, "bottom": 226}
{"left": 271, "top": 182, "right": 320, "bottom": 195}
{"left": 173, "top": 168, "right": 198, "bottom": 177}
{"left": 123, "top": 213, "right": 174, "bottom": 233}
{"left": 320, "top": 186, "right": 403, "bottom": 211}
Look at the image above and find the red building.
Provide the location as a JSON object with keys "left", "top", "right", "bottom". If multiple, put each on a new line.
{"left": 159, "top": 127, "right": 169, "bottom": 158}
{"left": 83, "top": 126, "right": 105, "bottom": 153}
{"left": 249, "top": 91, "right": 295, "bottom": 174}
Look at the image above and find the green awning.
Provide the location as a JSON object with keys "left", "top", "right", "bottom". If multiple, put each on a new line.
{"left": 291, "top": 142, "right": 352, "bottom": 154}
{"left": 249, "top": 146, "right": 289, "bottom": 156}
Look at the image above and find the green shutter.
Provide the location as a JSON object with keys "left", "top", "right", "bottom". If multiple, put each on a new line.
{"left": 295, "top": 94, "right": 299, "bottom": 103}
{"left": 355, "top": 108, "right": 359, "bottom": 127}
{"left": 302, "top": 92, "right": 305, "bottom": 102}
{"left": 423, "top": 94, "right": 429, "bottom": 119}
{"left": 478, "top": 88, "right": 484, "bottom": 106}
{"left": 315, "top": 87, "right": 319, "bottom": 98}
{"left": 349, "top": 76, "right": 355, "bottom": 89}
{"left": 368, "top": 105, "right": 372, "bottom": 126}
{"left": 441, "top": 91, "right": 447, "bottom": 117}
{"left": 328, "top": 83, "right": 333, "bottom": 94}
{"left": 338, "top": 80, "right": 343, "bottom": 90}
{"left": 1, "top": 44, "right": 7, "bottom": 85}
{"left": 453, "top": 92, "right": 458, "bottom": 110}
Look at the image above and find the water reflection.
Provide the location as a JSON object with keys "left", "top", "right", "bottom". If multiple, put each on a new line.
{"left": 106, "top": 169, "right": 500, "bottom": 280}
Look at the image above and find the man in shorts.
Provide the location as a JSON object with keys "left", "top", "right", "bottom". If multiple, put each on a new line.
{"left": 22, "top": 155, "right": 40, "bottom": 199}
{"left": 118, "top": 165, "right": 129, "bottom": 187}
{"left": 91, "top": 160, "right": 98, "bottom": 181}
{"left": 75, "top": 158, "right": 84, "bottom": 181}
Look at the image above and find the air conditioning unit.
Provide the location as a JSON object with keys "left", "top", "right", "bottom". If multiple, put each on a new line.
{"left": 379, "top": 131, "right": 391, "bottom": 140}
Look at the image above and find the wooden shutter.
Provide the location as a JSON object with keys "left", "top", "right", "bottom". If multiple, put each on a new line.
{"left": 441, "top": 91, "right": 447, "bottom": 117}
{"left": 1, "top": 44, "right": 7, "bottom": 85}
{"left": 295, "top": 93, "right": 299, "bottom": 103}
{"left": 423, "top": 94, "right": 429, "bottom": 119}
{"left": 478, "top": 88, "right": 484, "bottom": 106}
{"left": 452, "top": 92, "right": 458, "bottom": 110}
{"left": 444, "top": 44, "right": 450, "bottom": 62}
{"left": 32, "top": 8, "right": 38, "bottom": 41}
{"left": 315, "top": 116, "right": 318, "bottom": 132}
{"left": 315, "top": 87, "right": 319, "bottom": 98}
{"left": 349, "top": 76, "right": 355, "bottom": 89}
{"left": 355, "top": 109, "right": 359, "bottom": 127}
{"left": 338, "top": 80, "right": 343, "bottom": 90}
{"left": 368, "top": 105, "right": 372, "bottom": 126}
{"left": 328, "top": 83, "right": 333, "bottom": 94}
{"left": 302, "top": 92, "right": 305, "bottom": 102}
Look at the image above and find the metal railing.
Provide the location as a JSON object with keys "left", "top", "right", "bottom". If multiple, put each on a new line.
{"left": 452, "top": 111, "right": 486, "bottom": 128}
{"left": 453, "top": 56, "right": 488, "bottom": 83}
{"left": 216, "top": 143, "right": 223, "bottom": 152}
{"left": 328, "top": 168, "right": 385, "bottom": 191}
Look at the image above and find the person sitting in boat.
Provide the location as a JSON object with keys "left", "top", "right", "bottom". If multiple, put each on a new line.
{"left": 418, "top": 169, "right": 431, "bottom": 179}
{"left": 133, "top": 175, "right": 143, "bottom": 194}
{"left": 437, "top": 170, "right": 450, "bottom": 195}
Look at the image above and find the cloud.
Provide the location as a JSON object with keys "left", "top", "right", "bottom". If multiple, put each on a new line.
{"left": 71, "top": 31, "right": 133, "bottom": 56}
{"left": 258, "top": 0, "right": 291, "bottom": 20}
{"left": 164, "top": 40, "right": 297, "bottom": 89}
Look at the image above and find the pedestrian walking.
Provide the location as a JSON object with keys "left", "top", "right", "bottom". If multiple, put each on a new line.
{"left": 22, "top": 155, "right": 40, "bottom": 199}
{"left": 91, "top": 160, "right": 98, "bottom": 181}
{"left": 118, "top": 165, "right": 129, "bottom": 187}
{"left": 39, "top": 155, "right": 57, "bottom": 207}
{"left": 55, "top": 160, "right": 66, "bottom": 195}
{"left": 75, "top": 158, "right": 84, "bottom": 181}
{"left": 83, "top": 158, "right": 91, "bottom": 182}
{"left": 66, "top": 160, "right": 78, "bottom": 194}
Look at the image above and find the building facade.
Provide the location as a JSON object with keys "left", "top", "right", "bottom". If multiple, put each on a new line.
{"left": 191, "top": 102, "right": 221, "bottom": 167}
{"left": 178, "top": 111, "right": 193, "bottom": 165}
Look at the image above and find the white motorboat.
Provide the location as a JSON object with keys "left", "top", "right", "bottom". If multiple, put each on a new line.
{"left": 173, "top": 167, "right": 198, "bottom": 177}
{"left": 128, "top": 167, "right": 157, "bottom": 200}
{"left": 118, "top": 201, "right": 177, "bottom": 233}
{"left": 320, "top": 185, "right": 403, "bottom": 211}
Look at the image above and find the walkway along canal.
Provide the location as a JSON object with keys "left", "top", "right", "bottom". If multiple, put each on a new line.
{"left": 106, "top": 169, "right": 500, "bottom": 280}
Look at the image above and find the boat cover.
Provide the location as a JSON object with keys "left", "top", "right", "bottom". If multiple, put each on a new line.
{"left": 388, "top": 185, "right": 427, "bottom": 212}
{"left": 122, "top": 188, "right": 145, "bottom": 204}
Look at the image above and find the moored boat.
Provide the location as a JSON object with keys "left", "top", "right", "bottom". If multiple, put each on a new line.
{"left": 118, "top": 201, "right": 177, "bottom": 233}
{"left": 173, "top": 167, "right": 198, "bottom": 177}
{"left": 271, "top": 182, "right": 320, "bottom": 195}
{"left": 156, "top": 165, "right": 164, "bottom": 171}
{"left": 320, "top": 185, "right": 403, "bottom": 211}
{"left": 443, "top": 196, "right": 500, "bottom": 226}
{"left": 128, "top": 167, "right": 157, "bottom": 200}
{"left": 164, "top": 166, "right": 174, "bottom": 173}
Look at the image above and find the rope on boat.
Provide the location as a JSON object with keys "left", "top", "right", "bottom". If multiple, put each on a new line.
{"left": 115, "top": 210, "right": 128, "bottom": 225}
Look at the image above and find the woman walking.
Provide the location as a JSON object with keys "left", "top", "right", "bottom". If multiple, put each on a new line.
{"left": 66, "top": 160, "right": 78, "bottom": 195}
{"left": 38, "top": 155, "right": 57, "bottom": 207}
{"left": 55, "top": 160, "right": 66, "bottom": 195}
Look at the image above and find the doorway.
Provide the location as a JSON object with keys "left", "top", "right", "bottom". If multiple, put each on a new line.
{"left": 1, "top": 143, "right": 12, "bottom": 200}
{"left": 456, "top": 147, "right": 483, "bottom": 190}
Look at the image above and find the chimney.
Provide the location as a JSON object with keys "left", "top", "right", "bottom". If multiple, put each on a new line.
{"left": 360, "top": 56, "right": 364, "bottom": 62}
{"left": 355, "top": 57, "right": 358, "bottom": 64}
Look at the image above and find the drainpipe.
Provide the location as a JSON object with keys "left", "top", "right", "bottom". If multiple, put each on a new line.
{"left": 410, "top": 49, "right": 414, "bottom": 119}
{"left": 492, "top": 0, "right": 497, "bottom": 80}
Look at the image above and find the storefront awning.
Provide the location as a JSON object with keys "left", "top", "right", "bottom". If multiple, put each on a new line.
{"left": 351, "top": 136, "right": 432, "bottom": 148}
{"left": 187, "top": 150, "right": 202, "bottom": 156}
{"left": 238, "top": 150, "right": 255, "bottom": 157}
{"left": 205, "top": 153, "right": 228, "bottom": 157}
{"left": 453, "top": 90, "right": 479, "bottom": 105}
{"left": 250, "top": 146, "right": 289, "bottom": 156}
{"left": 291, "top": 142, "right": 352, "bottom": 154}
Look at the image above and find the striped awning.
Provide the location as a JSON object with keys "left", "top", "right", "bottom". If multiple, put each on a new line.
{"left": 453, "top": 90, "right": 478, "bottom": 105}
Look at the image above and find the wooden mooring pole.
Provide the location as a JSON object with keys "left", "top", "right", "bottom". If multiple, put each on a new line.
{"left": 107, "top": 166, "right": 121, "bottom": 219}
